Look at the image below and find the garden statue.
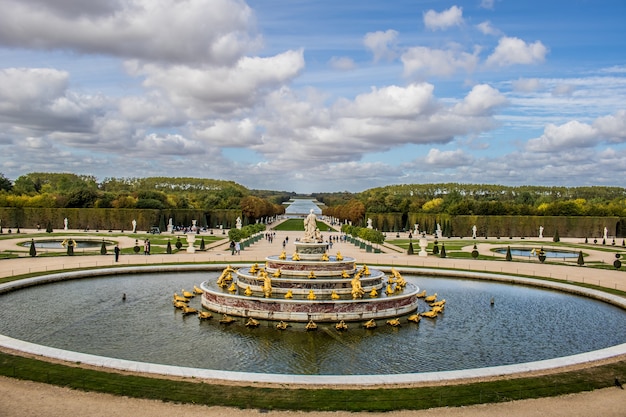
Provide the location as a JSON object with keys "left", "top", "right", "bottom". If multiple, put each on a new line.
{"left": 236, "top": 217, "right": 242, "bottom": 230}
{"left": 472, "top": 225, "right": 477, "bottom": 239}
{"left": 132, "top": 219, "right": 137, "bottom": 233}
{"left": 539, "top": 226, "right": 544, "bottom": 239}
{"left": 64, "top": 218, "right": 68, "bottom": 231}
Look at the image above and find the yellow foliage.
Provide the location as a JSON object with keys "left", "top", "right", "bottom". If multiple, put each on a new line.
{"left": 422, "top": 198, "right": 443, "bottom": 212}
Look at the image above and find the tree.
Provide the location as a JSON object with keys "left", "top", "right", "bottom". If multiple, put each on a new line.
{"left": 505, "top": 246, "right": 512, "bottom": 261}
{"left": 577, "top": 251, "right": 584, "bottom": 266}
{"left": 0, "top": 173, "right": 12, "bottom": 192}
{"left": 29, "top": 239, "right": 36, "bottom": 257}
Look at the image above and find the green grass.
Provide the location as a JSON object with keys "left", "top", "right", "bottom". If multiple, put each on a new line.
{"left": 272, "top": 218, "right": 337, "bottom": 232}
{"left": 0, "top": 350, "right": 624, "bottom": 411}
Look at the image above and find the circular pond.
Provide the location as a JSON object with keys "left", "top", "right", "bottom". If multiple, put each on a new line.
{"left": 21, "top": 239, "right": 114, "bottom": 249}
{"left": 1, "top": 269, "right": 624, "bottom": 376}
{"left": 494, "top": 247, "right": 579, "bottom": 258}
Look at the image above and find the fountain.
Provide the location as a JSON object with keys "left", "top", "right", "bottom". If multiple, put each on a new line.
{"left": 201, "top": 211, "right": 420, "bottom": 322}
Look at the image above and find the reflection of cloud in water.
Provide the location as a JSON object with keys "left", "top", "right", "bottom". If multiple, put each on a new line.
{"left": 285, "top": 198, "right": 322, "bottom": 215}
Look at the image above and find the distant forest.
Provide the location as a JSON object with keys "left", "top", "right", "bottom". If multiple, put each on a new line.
{"left": 1, "top": 173, "right": 625, "bottom": 225}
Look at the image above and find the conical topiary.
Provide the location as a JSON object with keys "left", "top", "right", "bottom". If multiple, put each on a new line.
{"left": 577, "top": 250, "right": 584, "bottom": 266}
{"left": 553, "top": 229, "right": 560, "bottom": 242}
{"left": 29, "top": 239, "right": 37, "bottom": 257}
{"left": 440, "top": 244, "right": 446, "bottom": 258}
{"left": 200, "top": 237, "right": 206, "bottom": 251}
{"left": 100, "top": 240, "right": 107, "bottom": 255}
{"left": 166, "top": 240, "right": 172, "bottom": 254}
{"left": 505, "top": 246, "right": 512, "bottom": 261}
{"left": 407, "top": 241, "right": 414, "bottom": 255}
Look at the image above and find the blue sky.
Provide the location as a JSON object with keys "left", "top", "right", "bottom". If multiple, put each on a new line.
{"left": 0, "top": 0, "right": 624, "bottom": 194}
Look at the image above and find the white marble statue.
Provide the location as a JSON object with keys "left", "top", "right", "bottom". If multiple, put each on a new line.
{"left": 604, "top": 227, "right": 608, "bottom": 240}
{"left": 167, "top": 218, "right": 173, "bottom": 233}
{"left": 132, "top": 219, "right": 137, "bottom": 233}
{"left": 303, "top": 209, "right": 319, "bottom": 242}
{"left": 63, "top": 218, "right": 68, "bottom": 231}
{"left": 539, "top": 226, "right": 544, "bottom": 239}
{"left": 472, "top": 225, "right": 477, "bottom": 239}
{"left": 366, "top": 218, "right": 373, "bottom": 229}
{"left": 236, "top": 217, "right": 242, "bottom": 230}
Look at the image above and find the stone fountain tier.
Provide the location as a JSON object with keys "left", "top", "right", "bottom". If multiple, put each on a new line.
{"left": 264, "top": 255, "right": 357, "bottom": 276}
{"left": 200, "top": 281, "right": 420, "bottom": 322}
{"left": 293, "top": 241, "right": 329, "bottom": 260}
{"left": 235, "top": 267, "right": 386, "bottom": 297}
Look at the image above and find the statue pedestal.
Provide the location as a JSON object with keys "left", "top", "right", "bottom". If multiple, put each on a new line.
{"left": 186, "top": 234, "right": 196, "bottom": 253}
{"left": 418, "top": 238, "right": 428, "bottom": 257}
{"left": 295, "top": 241, "right": 327, "bottom": 260}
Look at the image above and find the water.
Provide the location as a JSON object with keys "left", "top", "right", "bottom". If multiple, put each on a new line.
{"left": 21, "top": 239, "right": 112, "bottom": 249}
{"left": 285, "top": 199, "right": 322, "bottom": 215}
{"left": 494, "top": 247, "right": 579, "bottom": 258}
{"left": 1, "top": 272, "right": 624, "bottom": 375}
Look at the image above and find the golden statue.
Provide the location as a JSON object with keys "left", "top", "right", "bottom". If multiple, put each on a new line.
{"left": 244, "top": 286, "right": 252, "bottom": 296}
{"left": 385, "top": 284, "right": 394, "bottom": 295}
{"left": 331, "top": 290, "right": 340, "bottom": 300}
{"left": 321, "top": 253, "right": 329, "bottom": 261}
{"left": 308, "top": 271, "right": 316, "bottom": 279}
{"left": 341, "top": 270, "right": 350, "bottom": 278}
{"left": 292, "top": 252, "right": 300, "bottom": 261}
{"left": 272, "top": 269, "right": 282, "bottom": 277}
{"left": 336, "top": 251, "right": 343, "bottom": 261}
{"left": 369, "top": 288, "right": 378, "bottom": 298}
{"left": 361, "top": 264, "right": 370, "bottom": 275}
{"left": 307, "top": 290, "right": 317, "bottom": 300}
{"left": 279, "top": 251, "right": 287, "bottom": 260}
{"left": 228, "top": 282, "right": 237, "bottom": 292}
{"left": 284, "top": 290, "right": 293, "bottom": 299}
{"left": 249, "top": 263, "right": 260, "bottom": 274}
{"left": 351, "top": 274, "right": 364, "bottom": 299}
{"left": 262, "top": 273, "right": 272, "bottom": 298}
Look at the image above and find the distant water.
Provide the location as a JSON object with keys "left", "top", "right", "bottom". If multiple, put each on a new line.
{"left": 285, "top": 198, "right": 322, "bottom": 215}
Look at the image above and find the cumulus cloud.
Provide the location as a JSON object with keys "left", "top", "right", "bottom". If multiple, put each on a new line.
{"left": 551, "top": 84, "right": 576, "bottom": 97}
{"left": 453, "top": 84, "right": 507, "bottom": 115}
{"left": 130, "top": 49, "right": 305, "bottom": 117}
{"left": 336, "top": 83, "right": 437, "bottom": 118}
{"left": 486, "top": 36, "right": 548, "bottom": 67}
{"left": 594, "top": 110, "right": 626, "bottom": 142}
{"left": 0, "top": 0, "right": 260, "bottom": 66}
{"left": 476, "top": 21, "right": 501, "bottom": 36}
{"left": 328, "top": 56, "right": 356, "bottom": 71}
{"left": 424, "top": 148, "right": 473, "bottom": 167}
{"left": 402, "top": 45, "right": 479, "bottom": 78}
{"left": 526, "top": 120, "right": 599, "bottom": 152}
{"left": 363, "top": 30, "right": 398, "bottom": 62}
{"left": 193, "top": 119, "right": 261, "bottom": 147}
{"left": 512, "top": 78, "right": 543, "bottom": 92}
{"left": 423, "top": 6, "right": 464, "bottom": 31}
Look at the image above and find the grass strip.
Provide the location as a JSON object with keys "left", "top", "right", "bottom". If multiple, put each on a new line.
{"left": 1, "top": 351, "right": 624, "bottom": 411}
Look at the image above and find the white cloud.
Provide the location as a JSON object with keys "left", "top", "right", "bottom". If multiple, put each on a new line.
{"left": 424, "top": 148, "right": 473, "bottom": 167}
{"left": 480, "top": 0, "right": 495, "bottom": 9}
{"left": 594, "top": 110, "right": 626, "bottom": 142}
{"left": 193, "top": 119, "right": 261, "bottom": 147}
{"left": 526, "top": 120, "right": 599, "bottom": 152}
{"left": 476, "top": 21, "right": 501, "bottom": 36}
{"left": 402, "top": 45, "right": 479, "bottom": 78}
{"left": 486, "top": 36, "right": 548, "bottom": 67}
{"left": 551, "top": 84, "right": 576, "bottom": 97}
{"left": 453, "top": 84, "right": 507, "bottom": 116}
{"left": 512, "top": 78, "right": 543, "bottom": 92}
{"left": 131, "top": 49, "right": 305, "bottom": 117}
{"left": 423, "top": 6, "right": 464, "bottom": 31}
{"left": 328, "top": 56, "right": 356, "bottom": 71}
{"left": 336, "top": 83, "right": 436, "bottom": 118}
{"left": 363, "top": 30, "right": 398, "bottom": 62}
{"left": 0, "top": 0, "right": 260, "bottom": 66}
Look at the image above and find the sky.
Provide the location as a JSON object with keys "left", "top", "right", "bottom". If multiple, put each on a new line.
{"left": 0, "top": 0, "right": 625, "bottom": 194}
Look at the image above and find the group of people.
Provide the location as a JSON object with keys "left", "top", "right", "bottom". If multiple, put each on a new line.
{"left": 229, "top": 240, "right": 241, "bottom": 255}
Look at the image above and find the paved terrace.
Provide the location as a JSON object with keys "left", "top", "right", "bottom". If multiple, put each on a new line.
{"left": 0, "top": 224, "right": 625, "bottom": 387}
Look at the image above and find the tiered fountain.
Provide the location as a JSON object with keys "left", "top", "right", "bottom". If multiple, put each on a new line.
{"left": 201, "top": 211, "right": 419, "bottom": 322}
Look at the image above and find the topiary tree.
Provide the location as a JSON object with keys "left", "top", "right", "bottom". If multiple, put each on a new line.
{"left": 432, "top": 243, "right": 439, "bottom": 255}
{"left": 471, "top": 243, "right": 479, "bottom": 259}
{"left": 577, "top": 250, "right": 584, "bottom": 266}
{"left": 199, "top": 237, "right": 206, "bottom": 251}
{"left": 67, "top": 241, "right": 74, "bottom": 256}
{"left": 166, "top": 240, "right": 172, "bottom": 254}
{"left": 100, "top": 240, "right": 107, "bottom": 255}
{"left": 407, "top": 240, "right": 414, "bottom": 255}
{"left": 46, "top": 221, "right": 53, "bottom": 233}
{"left": 553, "top": 229, "right": 560, "bottom": 242}
{"left": 440, "top": 244, "right": 446, "bottom": 258}
{"left": 505, "top": 246, "right": 512, "bottom": 261}
{"left": 175, "top": 237, "right": 183, "bottom": 250}
{"left": 29, "top": 239, "right": 37, "bottom": 257}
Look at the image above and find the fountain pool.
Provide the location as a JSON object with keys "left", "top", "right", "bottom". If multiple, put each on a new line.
{"left": 1, "top": 267, "right": 625, "bottom": 376}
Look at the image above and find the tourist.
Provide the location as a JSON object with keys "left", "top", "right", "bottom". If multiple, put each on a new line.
{"left": 235, "top": 241, "right": 241, "bottom": 255}
{"left": 114, "top": 244, "right": 120, "bottom": 262}
{"left": 230, "top": 240, "right": 235, "bottom": 255}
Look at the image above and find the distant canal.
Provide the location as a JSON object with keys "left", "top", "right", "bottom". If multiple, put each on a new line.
{"left": 284, "top": 198, "right": 322, "bottom": 215}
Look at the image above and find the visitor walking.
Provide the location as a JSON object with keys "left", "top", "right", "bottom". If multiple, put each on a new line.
{"left": 114, "top": 244, "right": 120, "bottom": 262}
{"left": 235, "top": 241, "right": 241, "bottom": 255}
{"left": 230, "top": 240, "right": 235, "bottom": 255}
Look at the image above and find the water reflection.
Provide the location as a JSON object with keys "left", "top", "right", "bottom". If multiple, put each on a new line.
{"left": 285, "top": 198, "right": 322, "bottom": 215}
{"left": 0, "top": 272, "right": 624, "bottom": 375}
